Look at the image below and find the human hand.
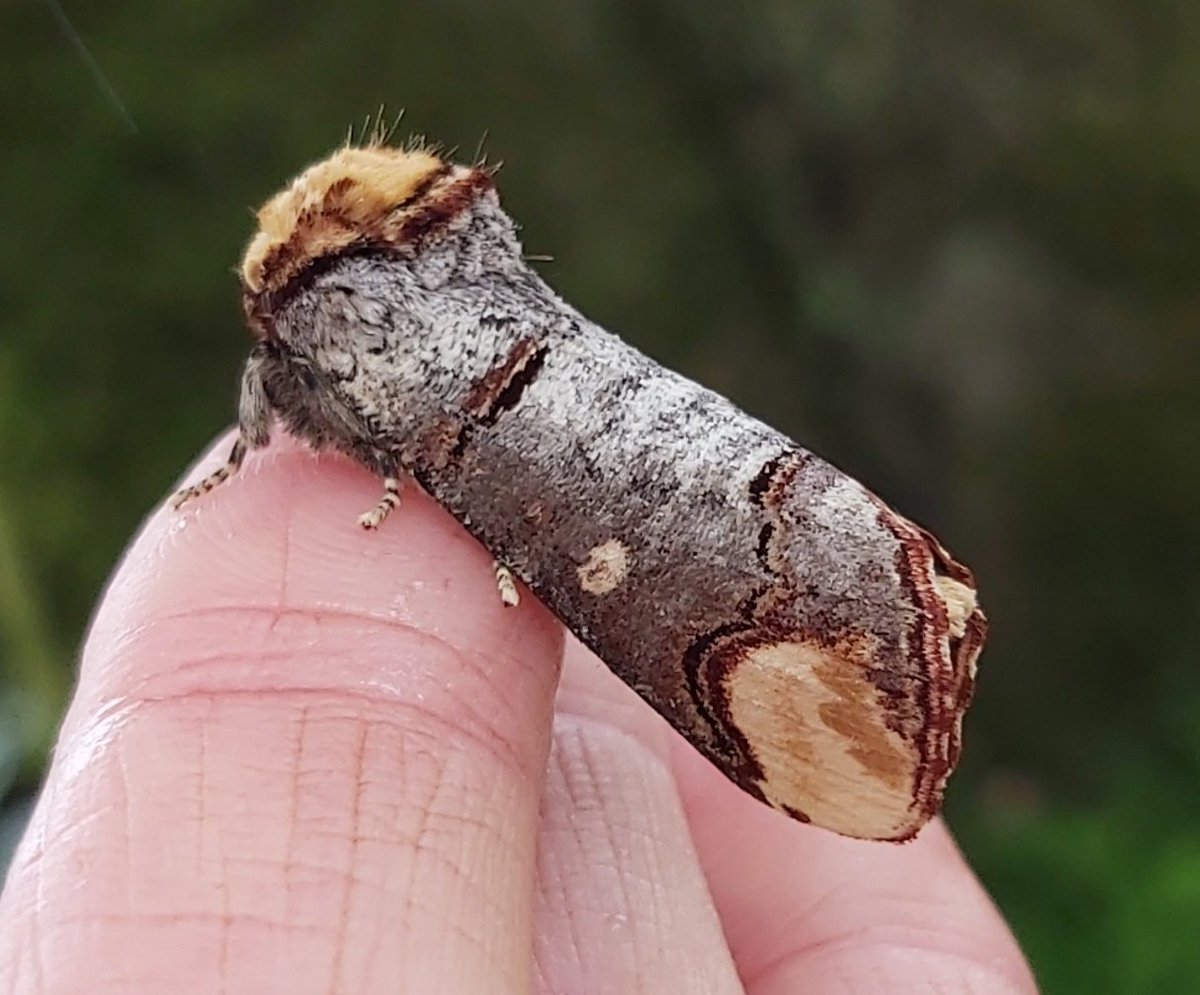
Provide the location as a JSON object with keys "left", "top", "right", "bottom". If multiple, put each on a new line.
{"left": 0, "top": 435, "right": 1037, "bottom": 993}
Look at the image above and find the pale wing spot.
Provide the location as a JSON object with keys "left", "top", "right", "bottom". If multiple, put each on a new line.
{"left": 933, "top": 575, "right": 977, "bottom": 640}
{"left": 725, "top": 640, "right": 921, "bottom": 840}
{"left": 576, "top": 539, "right": 631, "bottom": 595}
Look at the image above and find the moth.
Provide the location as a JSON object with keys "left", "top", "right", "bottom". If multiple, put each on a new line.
{"left": 174, "top": 138, "right": 987, "bottom": 841}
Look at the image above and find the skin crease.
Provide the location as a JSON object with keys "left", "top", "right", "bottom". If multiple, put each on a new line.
{"left": 0, "top": 436, "right": 1037, "bottom": 994}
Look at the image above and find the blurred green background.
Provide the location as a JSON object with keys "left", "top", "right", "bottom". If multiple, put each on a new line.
{"left": 3, "top": 1, "right": 1199, "bottom": 990}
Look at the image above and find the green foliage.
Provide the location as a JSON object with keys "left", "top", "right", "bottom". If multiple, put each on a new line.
{"left": 2, "top": 0, "right": 1198, "bottom": 986}
{"left": 960, "top": 762, "right": 1200, "bottom": 994}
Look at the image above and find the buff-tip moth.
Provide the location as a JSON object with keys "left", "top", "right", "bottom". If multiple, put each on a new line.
{"left": 173, "top": 137, "right": 986, "bottom": 841}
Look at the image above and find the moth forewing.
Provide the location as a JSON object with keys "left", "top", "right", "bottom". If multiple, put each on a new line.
{"left": 175, "top": 141, "right": 987, "bottom": 841}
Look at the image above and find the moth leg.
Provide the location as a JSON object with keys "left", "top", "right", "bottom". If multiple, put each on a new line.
{"left": 171, "top": 437, "right": 250, "bottom": 509}
{"left": 172, "top": 349, "right": 273, "bottom": 510}
{"left": 494, "top": 561, "right": 520, "bottom": 608}
{"left": 357, "top": 476, "right": 403, "bottom": 529}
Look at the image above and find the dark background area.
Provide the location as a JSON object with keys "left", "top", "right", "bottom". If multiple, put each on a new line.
{"left": 3, "top": 2, "right": 1199, "bottom": 990}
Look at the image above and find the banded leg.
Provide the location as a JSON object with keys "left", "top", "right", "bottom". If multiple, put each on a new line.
{"left": 172, "top": 348, "right": 273, "bottom": 511}
{"left": 172, "top": 437, "right": 249, "bottom": 509}
{"left": 358, "top": 476, "right": 403, "bottom": 529}
{"left": 494, "top": 561, "right": 520, "bottom": 608}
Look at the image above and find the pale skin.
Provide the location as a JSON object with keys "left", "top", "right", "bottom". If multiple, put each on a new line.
{"left": 0, "top": 435, "right": 1038, "bottom": 994}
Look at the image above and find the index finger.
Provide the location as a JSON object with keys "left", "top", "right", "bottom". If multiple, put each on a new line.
{"left": 0, "top": 435, "right": 563, "bottom": 994}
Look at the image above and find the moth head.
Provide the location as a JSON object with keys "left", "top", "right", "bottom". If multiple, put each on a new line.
{"left": 238, "top": 142, "right": 494, "bottom": 339}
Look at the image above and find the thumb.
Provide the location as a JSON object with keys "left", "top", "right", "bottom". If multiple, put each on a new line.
{"left": 0, "top": 433, "right": 563, "bottom": 994}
